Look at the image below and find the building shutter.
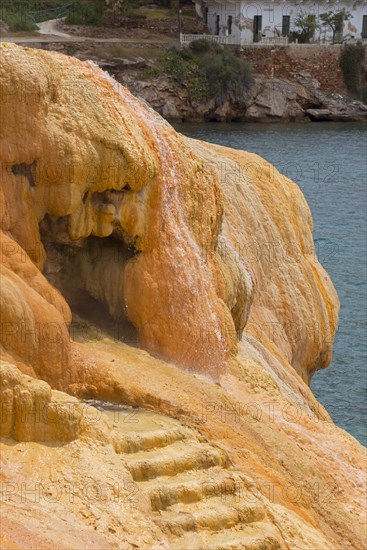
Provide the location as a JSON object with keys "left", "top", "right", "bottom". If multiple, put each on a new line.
{"left": 282, "top": 15, "right": 290, "bottom": 37}
{"left": 362, "top": 15, "right": 367, "bottom": 39}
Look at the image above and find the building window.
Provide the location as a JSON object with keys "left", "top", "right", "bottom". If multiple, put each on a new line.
{"left": 362, "top": 15, "right": 367, "bottom": 39}
{"left": 253, "top": 15, "right": 262, "bottom": 43}
{"left": 228, "top": 15, "right": 233, "bottom": 35}
{"left": 282, "top": 15, "right": 290, "bottom": 37}
{"left": 215, "top": 14, "right": 220, "bottom": 36}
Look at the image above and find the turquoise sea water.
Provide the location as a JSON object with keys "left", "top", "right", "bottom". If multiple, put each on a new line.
{"left": 175, "top": 122, "right": 367, "bottom": 446}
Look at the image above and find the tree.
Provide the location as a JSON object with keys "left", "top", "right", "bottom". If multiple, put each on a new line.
{"left": 294, "top": 11, "right": 319, "bottom": 43}
{"left": 320, "top": 9, "right": 352, "bottom": 44}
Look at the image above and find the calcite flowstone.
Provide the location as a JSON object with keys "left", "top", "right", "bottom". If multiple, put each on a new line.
{"left": 0, "top": 44, "right": 338, "bottom": 382}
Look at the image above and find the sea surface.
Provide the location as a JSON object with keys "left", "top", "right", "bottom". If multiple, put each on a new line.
{"left": 175, "top": 121, "right": 367, "bottom": 446}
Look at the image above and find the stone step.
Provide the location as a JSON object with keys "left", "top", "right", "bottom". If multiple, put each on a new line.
{"left": 114, "top": 427, "right": 188, "bottom": 454}
{"left": 170, "top": 521, "right": 282, "bottom": 550}
{"left": 140, "top": 467, "right": 245, "bottom": 510}
{"left": 123, "top": 441, "right": 228, "bottom": 481}
{"left": 155, "top": 495, "right": 265, "bottom": 536}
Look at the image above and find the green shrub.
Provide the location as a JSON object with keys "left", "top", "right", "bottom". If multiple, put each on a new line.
{"left": 181, "top": 9, "right": 194, "bottom": 17}
{"left": 160, "top": 48, "right": 196, "bottom": 78}
{"left": 340, "top": 42, "right": 365, "bottom": 96}
{"left": 187, "top": 76, "right": 209, "bottom": 102}
{"left": 127, "top": 12, "right": 147, "bottom": 19}
{"left": 289, "top": 31, "right": 305, "bottom": 44}
{"left": 2, "top": 1, "right": 82, "bottom": 29}
{"left": 189, "top": 38, "right": 213, "bottom": 54}
{"left": 6, "top": 13, "right": 36, "bottom": 32}
{"left": 65, "top": 0, "right": 105, "bottom": 26}
{"left": 144, "top": 66, "right": 161, "bottom": 79}
{"left": 197, "top": 45, "right": 252, "bottom": 100}
{"left": 154, "top": 41, "right": 253, "bottom": 103}
{"left": 360, "top": 85, "right": 367, "bottom": 104}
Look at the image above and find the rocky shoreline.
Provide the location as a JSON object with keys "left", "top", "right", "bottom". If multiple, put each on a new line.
{"left": 115, "top": 64, "right": 367, "bottom": 123}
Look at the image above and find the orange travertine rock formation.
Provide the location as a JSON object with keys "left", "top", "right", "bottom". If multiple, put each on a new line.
{"left": 0, "top": 44, "right": 365, "bottom": 550}
{"left": 0, "top": 44, "right": 337, "bottom": 382}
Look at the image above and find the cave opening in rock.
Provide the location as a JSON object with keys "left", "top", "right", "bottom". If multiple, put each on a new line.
{"left": 40, "top": 214, "right": 139, "bottom": 346}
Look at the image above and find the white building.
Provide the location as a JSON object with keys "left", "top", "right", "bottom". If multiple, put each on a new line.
{"left": 191, "top": 0, "right": 367, "bottom": 44}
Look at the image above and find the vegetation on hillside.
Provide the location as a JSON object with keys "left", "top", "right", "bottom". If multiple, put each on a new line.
{"left": 1, "top": 0, "right": 73, "bottom": 30}
{"left": 65, "top": 0, "right": 105, "bottom": 26}
{"left": 0, "top": 0, "right": 195, "bottom": 30}
{"left": 146, "top": 40, "right": 253, "bottom": 103}
{"left": 1, "top": 10, "right": 37, "bottom": 32}
{"left": 340, "top": 42, "right": 366, "bottom": 99}
{"left": 0, "top": 0, "right": 108, "bottom": 28}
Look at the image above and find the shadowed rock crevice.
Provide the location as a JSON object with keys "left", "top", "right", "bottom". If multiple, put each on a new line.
{"left": 11, "top": 161, "right": 37, "bottom": 187}
{"left": 40, "top": 214, "right": 138, "bottom": 344}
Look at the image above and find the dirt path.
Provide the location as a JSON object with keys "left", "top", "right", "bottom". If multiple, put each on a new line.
{"left": 2, "top": 17, "right": 174, "bottom": 45}
{"left": 3, "top": 34, "right": 172, "bottom": 45}
{"left": 36, "top": 18, "right": 72, "bottom": 39}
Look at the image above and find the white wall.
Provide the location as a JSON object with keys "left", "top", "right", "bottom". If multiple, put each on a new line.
{"left": 197, "top": 0, "right": 367, "bottom": 43}
{"left": 205, "top": 2, "right": 242, "bottom": 39}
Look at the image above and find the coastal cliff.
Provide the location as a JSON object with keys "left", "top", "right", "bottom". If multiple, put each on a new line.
{"left": 0, "top": 44, "right": 365, "bottom": 550}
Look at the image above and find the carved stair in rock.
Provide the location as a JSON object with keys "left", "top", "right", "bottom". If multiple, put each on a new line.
{"left": 107, "top": 407, "right": 283, "bottom": 550}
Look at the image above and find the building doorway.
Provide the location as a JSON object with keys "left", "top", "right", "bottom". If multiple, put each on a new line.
{"left": 228, "top": 15, "right": 233, "bottom": 35}
{"left": 204, "top": 7, "right": 208, "bottom": 25}
{"left": 253, "top": 15, "right": 262, "bottom": 42}
{"left": 215, "top": 14, "right": 220, "bottom": 35}
{"left": 282, "top": 15, "right": 290, "bottom": 36}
